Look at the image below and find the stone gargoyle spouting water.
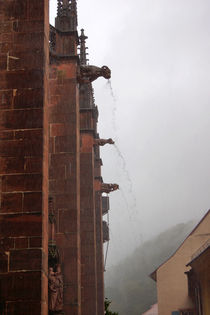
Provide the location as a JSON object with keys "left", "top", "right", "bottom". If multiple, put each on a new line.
{"left": 77, "top": 65, "right": 111, "bottom": 84}
{"left": 101, "top": 183, "right": 119, "bottom": 194}
{"left": 94, "top": 138, "right": 115, "bottom": 146}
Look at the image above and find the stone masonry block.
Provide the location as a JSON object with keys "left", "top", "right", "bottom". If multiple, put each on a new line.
{"left": 0, "top": 130, "right": 14, "bottom": 140}
{"left": 24, "top": 157, "right": 42, "bottom": 173}
{"left": 54, "top": 193, "right": 76, "bottom": 210}
{"left": 50, "top": 153, "right": 76, "bottom": 167}
{"left": 0, "top": 138, "right": 43, "bottom": 157}
{"left": 0, "top": 271, "right": 42, "bottom": 300}
{"left": 50, "top": 123, "right": 71, "bottom": 137}
{"left": 0, "top": 90, "right": 13, "bottom": 110}
{"left": 63, "top": 285, "right": 77, "bottom": 305}
{"left": 2, "top": 70, "right": 43, "bottom": 89}
{"left": 13, "top": 88, "right": 43, "bottom": 109}
{"left": 23, "top": 192, "right": 42, "bottom": 213}
{"left": 6, "top": 0, "right": 28, "bottom": 20}
{"left": 1, "top": 174, "right": 42, "bottom": 192}
{"left": 0, "top": 157, "right": 24, "bottom": 174}
{"left": 49, "top": 164, "right": 67, "bottom": 180}
{"left": 56, "top": 234, "right": 78, "bottom": 249}
{"left": 10, "top": 249, "right": 42, "bottom": 271}
{"left": 0, "top": 53, "right": 7, "bottom": 71}
{"left": 49, "top": 112, "right": 77, "bottom": 124}
{"left": 63, "top": 254, "right": 79, "bottom": 283}
{"left": 49, "top": 179, "right": 76, "bottom": 194}
{"left": 13, "top": 32, "right": 43, "bottom": 49}
{"left": 0, "top": 213, "right": 42, "bottom": 237}
{"left": 29, "top": 237, "right": 42, "bottom": 248}
{"left": 0, "top": 252, "right": 8, "bottom": 273}
{"left": 15, "top": 129, "right": 43, "bottom": 140}
{"left": 6, "top": 301, "right": 41, "bottom": 315}
{"left": 0, "top": 42, "right": 13, "bottom": 53}
{"left": 13, "top": 20, "right": 43, "bottom": 33}
{"left": 0, "top": 193, "right": 23, "bottom": 213}
{"left": 0, "top": 21, "right": 13, "bottom": 33}
{"left": 1, "top": 32, "right": 13, "bottom": 43}
{"left": 0, "top": 140, "right": 24, "bottom": 157}
{"left": 28, "top": 0, "right": 44, "bottom": 20}
{"left": 55, "top": 135, "right": 76, "bottom": 153}
{"left": 8, "top": 50, "right": 44, "bottom": 71}
{"left": 0, "top": 108, "right": 43, "bottom": 130}
{"left": 15, "top": 237, "right": 28, "bottom": 249}
{"left": 0, "top": 237, "right": 15, "bottom": 250}
{"left": 63, "top": 305, "right": 79, "bottom": 315}
{"left": 59, "top": 209, "right": 78, "bottom": 233}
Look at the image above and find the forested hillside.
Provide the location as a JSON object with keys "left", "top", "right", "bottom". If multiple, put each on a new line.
{"left": 105, "top": 221, "right": 195, "bottom": 315}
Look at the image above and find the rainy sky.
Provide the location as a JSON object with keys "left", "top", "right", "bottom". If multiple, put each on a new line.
{"left": 50, "top": 0, "right": 210, "bottom": 266}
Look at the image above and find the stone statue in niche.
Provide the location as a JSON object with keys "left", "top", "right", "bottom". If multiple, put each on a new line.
{"left": 101, "top": 183, "right": 119, "bottom": 194}
{"left": 78, "top": 65, "right": 111, "bottom": 84}
{"left": 49, "top": 264, "right": 64, "bottom": 314}
{"left": 94, "top": 138, "right": 115, "bottom": 146}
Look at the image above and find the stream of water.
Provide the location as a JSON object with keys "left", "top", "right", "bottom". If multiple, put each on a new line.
{"left": 104, "top": 80, "right": 145, "bottom": 263}
{"left": 105, "top": 80, "right": 137, "bottom": 218}
{"left": 106, "top": 80, "right": 117, "bottom": 131}
{"left": 107, "top": 79, "right": 117, "bottom": 102}
{"left": 114, "top": 144, "right": 137, "bottom": 216}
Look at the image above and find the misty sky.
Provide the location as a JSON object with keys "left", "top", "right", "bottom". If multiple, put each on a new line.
{"left": 50, "top": 0, "right": 210, "bottom": 266}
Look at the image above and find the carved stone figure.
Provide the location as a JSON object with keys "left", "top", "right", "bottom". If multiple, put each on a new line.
{"left": 78, "top": 65, "right": 111, "bottom": 84}
{"left": 94, "top": 138, "right": 114, "bottom": 146}
{"left": 49, "top": 265, "right": 64, "bottom": 314}
{"left": 101, "top": 183, "right": 119, "bottom": 194}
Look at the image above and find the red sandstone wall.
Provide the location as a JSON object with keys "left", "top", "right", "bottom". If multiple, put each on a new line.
{"left": 0, "top": 2, "right": 108, "bottom": 314}
{"left": 0, "top": 0, "right": 49, "bottom": 314}
{"left": 80, "top": 130, "right": 98, "bottom": 314}
{"left": 49, "top": 60, "right": 81, "bottom": 315}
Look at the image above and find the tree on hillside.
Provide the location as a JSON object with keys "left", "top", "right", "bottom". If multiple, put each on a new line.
{"left": 105, "top": 298, "right": 119, "bottom": 315}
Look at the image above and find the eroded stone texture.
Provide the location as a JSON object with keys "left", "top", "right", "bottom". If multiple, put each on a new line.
{"left": 0, "top": 0, "right": 49, "bottom": 314}
{"left": 49, "top": 2, "right": 81, "bottom": 314}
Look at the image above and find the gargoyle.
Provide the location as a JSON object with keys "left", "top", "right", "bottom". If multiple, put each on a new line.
{"left": 94, "top": 138, "right": 115, "bottom": 146}
{"left": 101, "top": 183, "right": 119, "bottom": 194}
{"left": 78, "top": 65, "right": 111, "bottom": 84}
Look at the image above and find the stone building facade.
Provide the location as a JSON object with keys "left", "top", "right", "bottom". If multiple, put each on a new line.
{"left": 0, "top": 1, "right": 117, "bottom": 314}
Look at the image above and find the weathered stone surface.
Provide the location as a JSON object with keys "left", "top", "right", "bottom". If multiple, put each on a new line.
{"left": 0, "top": 193, "right": 23, "bottom": 213}
{"left": 23, "top": 192, "right": 42, "bottom": 213}
{"left": 15, "top": 237, "right": 28, "bottom": 249}
{"left": 1, "top": 174, "right": 42, "bottom": 192}
{"left": 49, "top": 55, "right": 81, "bottom": 314}
{"left": 0, "top": 214, "right": 42, "bottom": 237}
{"left": 0, "top": 271, "right": 42, "bottom": 300}
{"left": 10, "top": 249, "right": 42, "bottom": 271}
{"left": 6, "top": 301, "right": 41, "bottom": 315}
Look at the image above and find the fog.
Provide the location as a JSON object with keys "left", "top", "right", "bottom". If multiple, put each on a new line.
{"left": 50, "top": 0, "right": 210, "bottom": 266}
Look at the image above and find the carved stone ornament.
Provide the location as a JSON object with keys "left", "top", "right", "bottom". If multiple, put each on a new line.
{"left": 48, "top": 242, "right": 60, "bottom": 270}
{"left": 49, "top": 264, "right": 64, "bottom": 314}
{"left": 101, "top": 183, "right": 119, "bottom": 194}
{"left": 78, "top": 65, "right": 111, "bottom": 84}
{"left": 57, "top": 0, "right": 71, "bottom": 17}
{"left": 50, "top": 25, "right": 56, "bottom": 52}
{"left": 49, "top": 196, "right": 56, "bottom": 224}
{"left": 94, "top": 138, "right": 115, "bottom": 146}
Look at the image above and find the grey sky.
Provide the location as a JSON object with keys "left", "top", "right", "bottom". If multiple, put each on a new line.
{"left": 50, "top": 0, "right": 210, "bottom": 266}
